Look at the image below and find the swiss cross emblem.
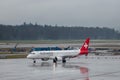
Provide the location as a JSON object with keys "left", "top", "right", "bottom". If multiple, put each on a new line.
{"left": 84, "top": 43, "right": 88, "bottom": 48}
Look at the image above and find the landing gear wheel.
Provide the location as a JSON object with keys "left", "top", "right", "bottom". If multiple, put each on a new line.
{"left": 53, "top": 59, "right": 57, "bottom": 63}
{"left": 53, "top": 57, "right": 57, "bottom": 63}
{"left": 33, "top": 60, "right": 36, "bottom": 63}
{"left": 55, "top": 57, "right": 58, "bottom": 61}
{"left": 62, "top": 59, "right": 66, "bottom": 63}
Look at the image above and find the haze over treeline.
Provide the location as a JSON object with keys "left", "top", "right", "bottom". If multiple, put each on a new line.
{"left": 0, "top": 23, "right": 120, "bottom": 40}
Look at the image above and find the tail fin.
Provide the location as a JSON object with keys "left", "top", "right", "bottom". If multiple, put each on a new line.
{"left": 79, "top": 38, "right": 90, "bottom": 56}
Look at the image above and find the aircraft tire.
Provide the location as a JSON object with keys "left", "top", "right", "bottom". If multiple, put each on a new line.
{"left": 55, "top": 57, "right": 58, "bottom": 61}
{"left": 62, "top": 59, "right": 66, "bottom": 63}
{"left": 53, "top": 59, "right": 57, "bottom": 63}
{"left": 33, "top": 60, "right": 36, "bottom": 63}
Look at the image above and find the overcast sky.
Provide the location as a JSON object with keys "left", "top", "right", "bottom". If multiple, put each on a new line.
{"left": 0, "top": 0, "right": 120, "bottom": 30}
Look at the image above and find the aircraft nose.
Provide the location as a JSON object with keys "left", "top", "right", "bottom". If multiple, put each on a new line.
{"left": 27, "top": 54, "right": 32, "bottom": 59}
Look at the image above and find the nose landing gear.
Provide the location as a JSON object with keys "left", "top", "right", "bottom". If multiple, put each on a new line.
{"left": 33, "top": 59, "right": 36, "bottom": 63}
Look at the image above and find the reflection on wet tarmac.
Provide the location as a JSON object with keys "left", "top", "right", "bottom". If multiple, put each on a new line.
{"left": 0, "top": 59, "right": 120, "bottom": 80}
{"left": 30, "top": 62, "right": 90, "bottom": 80}
{"left": 62, "top": 63, "right": 89, "bottom": 80}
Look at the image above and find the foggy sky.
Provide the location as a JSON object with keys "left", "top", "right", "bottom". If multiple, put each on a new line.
{"left": 0, "top": 0, "right": 120, "bottom": 30}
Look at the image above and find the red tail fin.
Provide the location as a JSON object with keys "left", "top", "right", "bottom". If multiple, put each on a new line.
{"left": 79, "top": 38, "right": 90, "bottom": 56}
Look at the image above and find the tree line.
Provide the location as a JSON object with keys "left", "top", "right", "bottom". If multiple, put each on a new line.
{"left": 0, "top": 23, "right": 120, "bottom": 40}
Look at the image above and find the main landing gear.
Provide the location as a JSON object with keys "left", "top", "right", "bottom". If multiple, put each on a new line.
{"left": 33, "top": 59, "right": 36, "bottom": 63}
{"left": 62, "top": 58, "right": 66, "bottom": 63}
{"left": 53, "top": 57, "right": 58, "bottom": 63}
{"left": 53, "top": 57, "right": 66, "bottom": 63}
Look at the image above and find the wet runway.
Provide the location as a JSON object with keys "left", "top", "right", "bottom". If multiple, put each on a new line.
{"left": 0, "top": 57, "right": 120, "bottom": 80}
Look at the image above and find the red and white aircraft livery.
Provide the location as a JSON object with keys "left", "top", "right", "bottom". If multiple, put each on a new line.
{"left": 27, "top": 38, "right": 90, "bottom": 63}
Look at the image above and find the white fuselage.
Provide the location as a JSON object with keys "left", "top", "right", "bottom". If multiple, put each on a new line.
{"left": 27, "top": 38, "right": 90, "bottom": 63}
{"left": 27, "top": 49, "right": 80, "bottom": 59}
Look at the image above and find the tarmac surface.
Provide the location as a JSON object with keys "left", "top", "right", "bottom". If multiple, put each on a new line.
{"left": 0, "top": 56, "right": 120, "bottom": 80}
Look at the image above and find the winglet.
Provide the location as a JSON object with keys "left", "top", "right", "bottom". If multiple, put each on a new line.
{"left": 79, "top": 38, "right": 90, "bottom": 56}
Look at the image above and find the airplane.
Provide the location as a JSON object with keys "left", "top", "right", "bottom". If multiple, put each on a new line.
{"left": 27, "top": 38, "right": 90, "bottom": 63}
